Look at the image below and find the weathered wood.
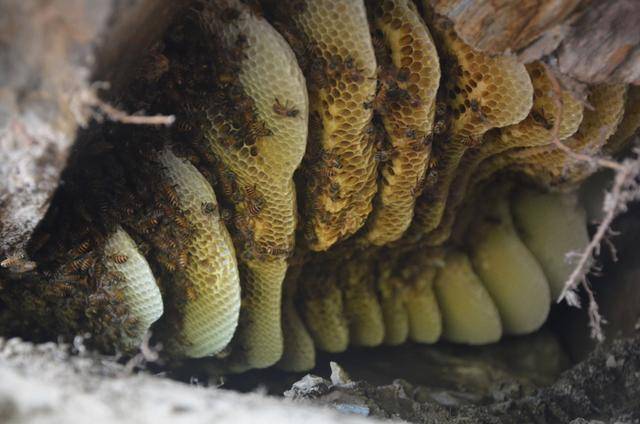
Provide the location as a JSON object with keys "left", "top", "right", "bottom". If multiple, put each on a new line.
{"left": 430, "top": 0, "right": 581, "bottom": 55}
{"left": 0, "top": 0, "right": 185, "bottom": 265}
{"left": 428, "top": 0, "right": 640, "bottom": 84}
{"left": 556, "top": 0, "right": 640, "bottom": 84}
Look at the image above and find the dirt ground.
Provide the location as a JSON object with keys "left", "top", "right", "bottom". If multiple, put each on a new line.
{"left": 1, "top": 335, "right": 639, "bottom": 424}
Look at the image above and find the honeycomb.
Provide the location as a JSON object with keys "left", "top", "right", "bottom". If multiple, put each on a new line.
{"left": 604, "top": 85, "right": 640, "bottom": 156}
{"left": 475, "top": 84, "right": 626, "bottom": 190}
{"left": 4, "top": 0, "right": 639, "bottom": 375}
{"left": 277, "top": 265, "right": 315, "bottom": 372}
{"left": 101, "top": 227, "right": 164, "bottom": 350}
{"left": 377, "top": 272, "right": 410, "bottom": 345}
{"left": 409, "top": 9, "right": 533, "bottom": 241}
{"left": 268, "top": 0, "right": 378, "bottom": 251}
{"left": 300, "top": 266, "right": 349, "bottom": 353}
{"left": 339, "top": 254, "right": 385, "bottom": 347}
{"left": 196, "top": 0, "right": 308, "bottom": 370}
{"left": 434, "top": 251, "right": 502, "bottom": 345}
{"left": 404, "top": 266, "right": 442, "bottom": 343}
{"left": 0, "top": 221, "right": 165, "bottom": 353}
{"left": 423, "top": 61, "right": 585, "bottom": 246}
{"left": 512, "top": 190, "right": 590, "bottom": 299}
{"left": 156, "top": 149, "right": 241, "bottom": 358}
{"left": 361, "top": 0, "right": 440, "bottom": 246}
{"left": 467, "top": 195, "right": 550, "bottom": 335}
{"left": 396, "top": 252, "right": 442, "bottom": 343}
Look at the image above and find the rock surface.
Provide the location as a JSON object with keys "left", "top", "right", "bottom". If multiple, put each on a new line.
{"left": 0, "top": 338, "right": 380, "bottom": 424}
{"left": 1, "top": 335, "right": 639, "bottom": 423}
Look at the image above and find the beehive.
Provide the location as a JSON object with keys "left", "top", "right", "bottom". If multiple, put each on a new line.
{"left": 3, "top": 0, "right": 638, "bottom": 375}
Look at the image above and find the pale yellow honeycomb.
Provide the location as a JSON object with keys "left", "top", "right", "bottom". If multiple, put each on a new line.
{"left": 339, "top": 254, "right": 385, "bottom": 347}
{"left": 605, "top": 85, "right": 640, "bottom": 156}
{"left": 157, "top": 148, "right": 241, "bottom": 358}
{"left": 101, "top": 226, "right": 164, "bottom": 351}
{"left": 424, "top": 61, "right": 584, "bottom": 246}
{"left": 199, "top": 0, "right": 307, "bottom": 370}
{"left": 377, "top": 272, "right": 410, "bottom": 345}
{"left": 410, "top": 8, "right": 533, "bottom": 239}
{"left": 362, "top": 0, "right": 440, "bottom": 246}
{"left": 270, "top": 0, "right": 378, "bottom": 251}
{"left": 277, "top": 265, "right": 315, "bottom": 372}
{"left": 300, "top": 267, "right": 350, "bottom": 353}
{"left": 486, "top": 84, "right": 626, "bottom": 189}
{"left": 434, "top": 251, "right": 502, "bottom": 345}
{"left": 404, "top": 267, "right": 442, "bottom": 343}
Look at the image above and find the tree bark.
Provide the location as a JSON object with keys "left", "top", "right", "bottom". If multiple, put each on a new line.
{"left": 0, "top": 0, "right": 185, "bottom": 266}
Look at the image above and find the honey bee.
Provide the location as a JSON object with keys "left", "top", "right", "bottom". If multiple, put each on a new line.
{"left": 344, "top": 58, "right": 366, "bottom": 84}
{"left": 326, "top": 54, "right": 342, "bottom": 79}
{"left": 67, "top": 255, "right": 96, "bottom": 273}
{"left": 247, "top": 120, "right": 272, "bottom": 140}
{"left": 110, "top": 254, "right": 129, "bottom": 264}
{"left": 318, "top": 210, "right": 334, "bottom": 224}
{"left": 531, "top": 109, "right": 553, "bottom": 130}
{"left": 259, "top": 244, "right": 291, "bottom": 257}
{"left": 156, "top": 253, "right": 176, "bottom": 273}
{"left": 217, "top": 72, "right": 236, "bottom": 88}
{"left": 273, "top": 98, "right": 300, "bottom": 118}
{"left": 234, "top": 215, "right": 255, "bottom": 240}
{"left": 177, "top": 249, "right": 189, "bottom": 270}
{"left": 329, "top": 156, "right": 342, "bottom": 169}
{"left": 245, "top": 186, "right": 265, "bottom": 217}
{"left": 176, "top": 119, "right": 193, "bottom": 133}
{"left": 371, "top": 82, "right": 395, "bottom": 115}
{"left": 0, "top": 255, "right": 24, "bottom": 269}
{"left": 230, "top": 34, "right": 249, "bottom": 60}
{"left": 201, "top": 202, "right": 217, "bottom": 215}
{"left": 240, "top": 246, "right": 255, "bottom": 262}
{"left": 386, "top": 86, "right": 412, "bottom": 104}
{"left": 173, "top": 213, "right": 190, "bottom": 230}
{"left": 220, "top": 208, "right": 233, "bottom": 223}
{"left": 433, "top": 119, "right": 447, "bottom": 135}
{"left": 412, "top": 173, "right": 427, "bottom": 198}
{"left": 303, "top": 225, "right": 318, "bottom": 242}
{"left": 161, "top": 183, "right": 180, "bottom": 208}
{"left": 137, "top": 241, "right": 152, "bottom": 256}
{"left": 184, "top": 284, "right": 198, "bottom": 302}
{"left": 328, "top": 182, "right": 341, "bottom": 200}
{"left": 219, "top": 170, "right": 239, "bottom": 199}
{"left": 405, "top": 128, "right": 418, "bottom": 140}
{"left": 317, "top": 166, "right": 336, "bottom": 181}
{"left": 371, "top": 30, "right": 387, "bottom": 59}
{"left": 374, "top": 148, "right": 397, "bottom": 163}
{"left": 469, "top": 98, "right": 481, "bottom": 112}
